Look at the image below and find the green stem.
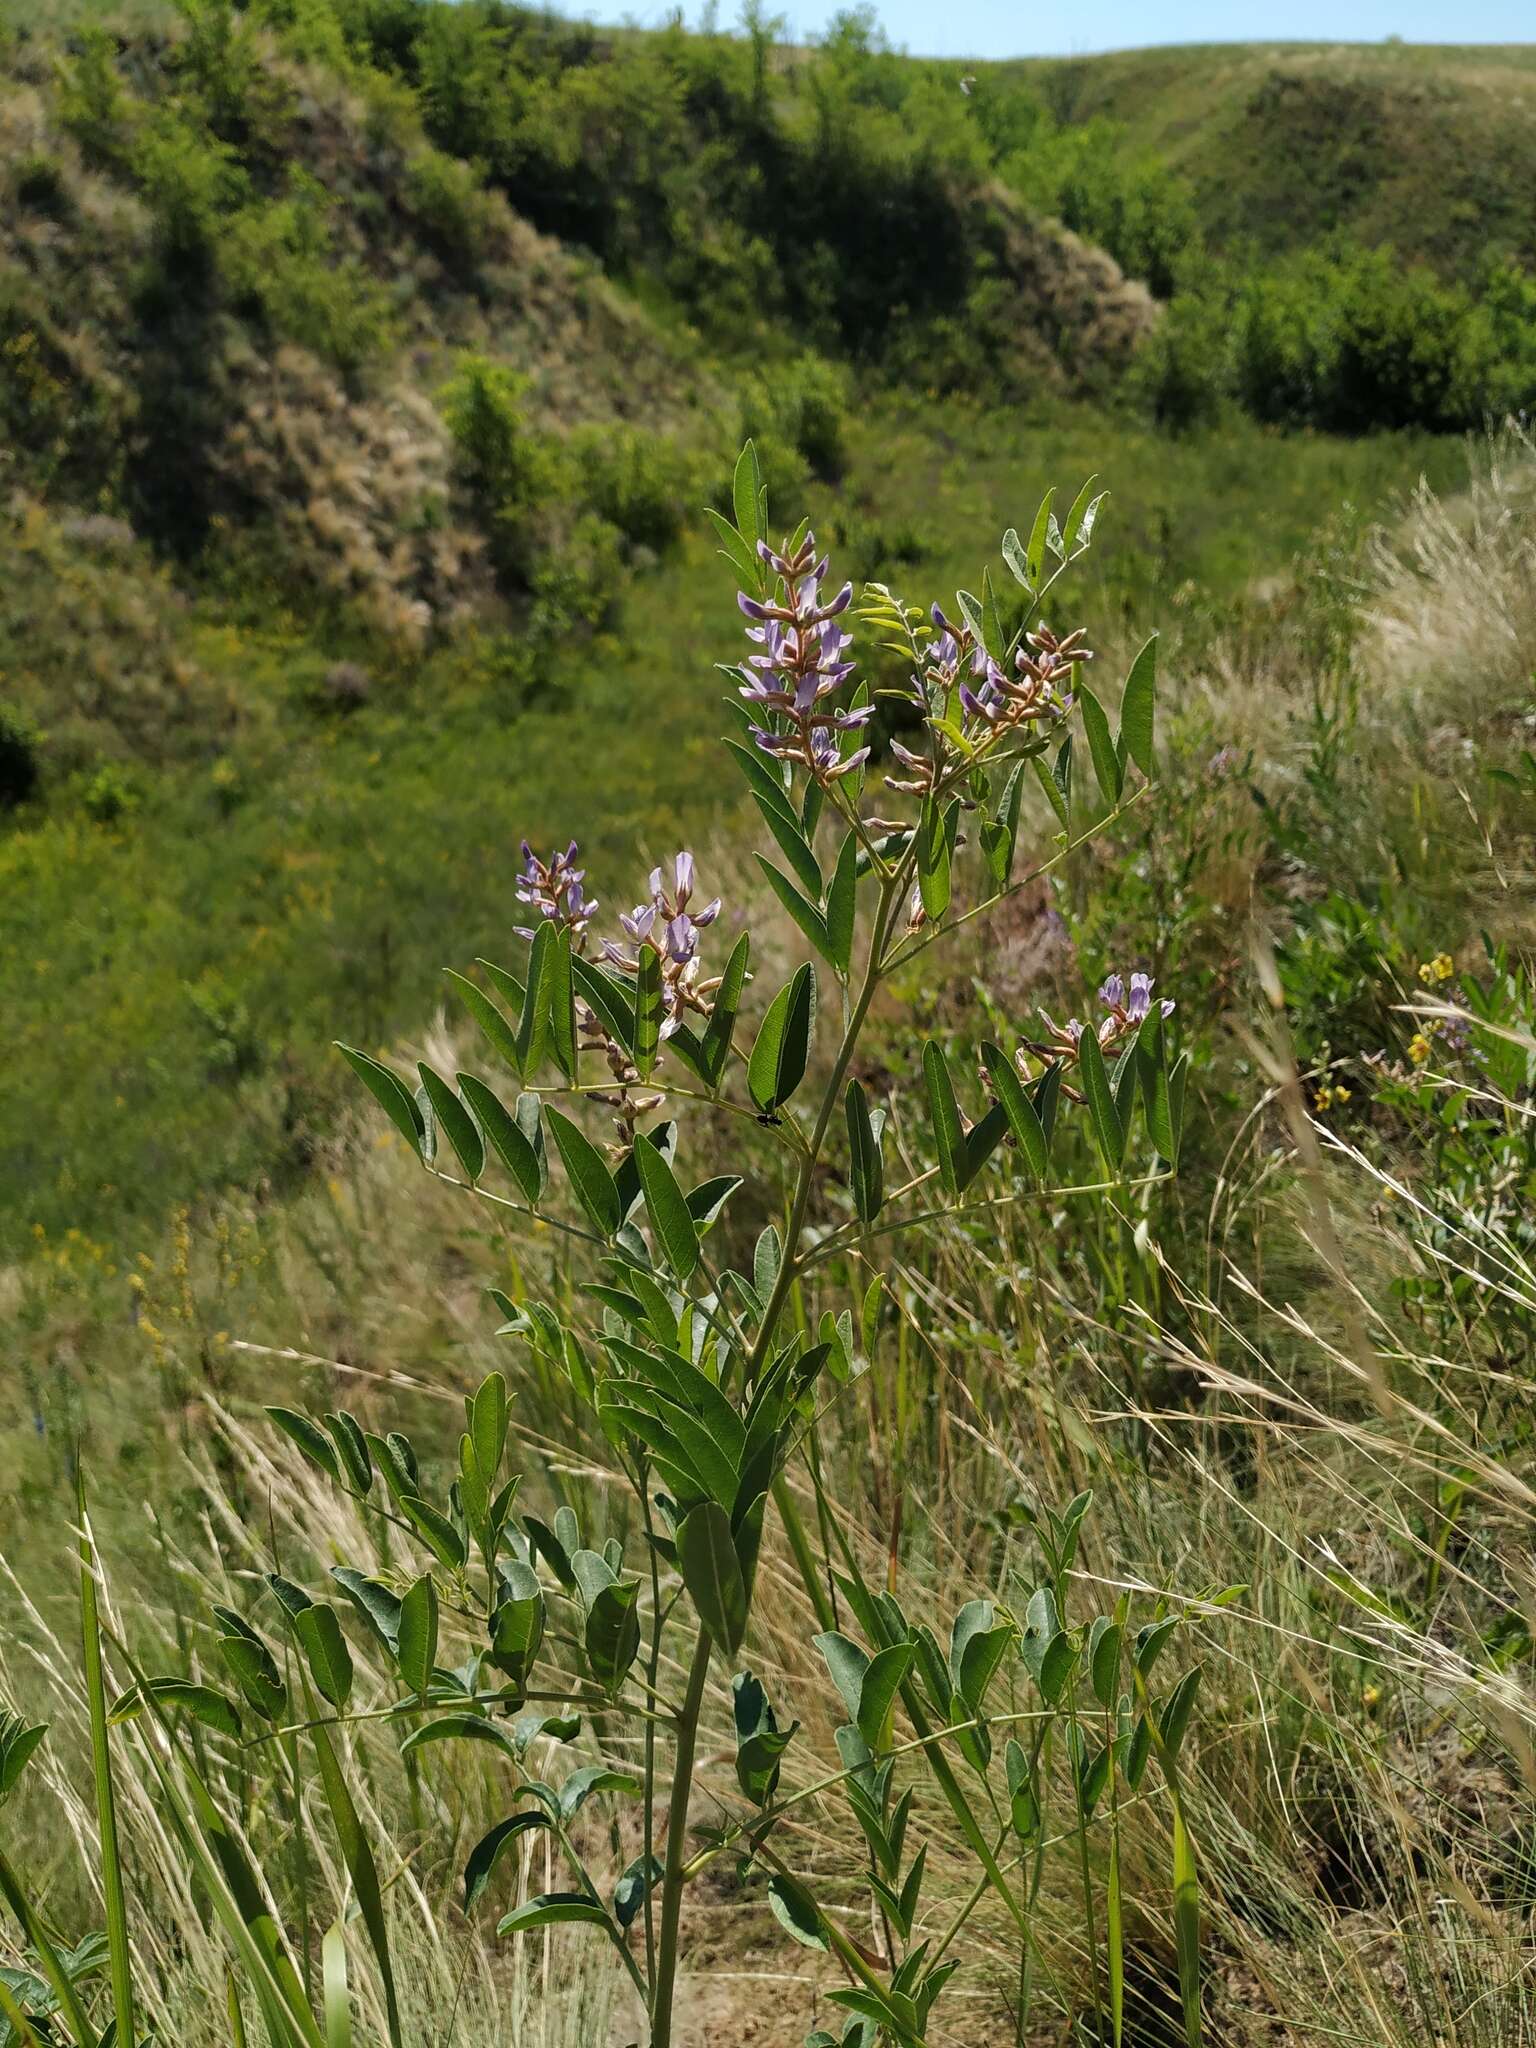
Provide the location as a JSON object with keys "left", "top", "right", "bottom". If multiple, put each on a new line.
{"left": 900, "top": 1689, "right": 1031, "bottom": 1936}
{"left": 649, "top": 1629, "right": 713, "bottom": 2048}
{"left": 640, "top": 1486, "right": 665, "bottom": 1995}
{"left": 550, "top": 1819, "right": 650, "bottom": 2007}
{"left": 284, "top": 1729, "right": 312, "bottom": 2002}
{"left": 1068, "top": 1711, "right": 1104, "bottom": 2041}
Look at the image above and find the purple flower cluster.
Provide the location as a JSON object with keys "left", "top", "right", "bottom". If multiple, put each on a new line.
{"left": 739, "top": 532, "right": 870, "bottom": 782}
{"left": 515, "top": 840, "right": 596, "bottom": 944}
{"left": 959, "top": 621, "right": 1087, "bottom": 735}
{"left": 1040, "top": 971, "right": 1174, "bottom": 1060}
{"left": 601, "top": 851, "right": 722, "bottom": 1040}
{"left": 887, "top": 608, "right": 1085, "bottom": 796}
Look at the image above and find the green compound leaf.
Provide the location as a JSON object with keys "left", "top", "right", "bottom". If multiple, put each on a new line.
{"left": 922, "top": 1041, "right": 965, "bottom": 1198}
{"left": 755, "top": 856, "right": 832, "bottom": 962}
{"left": 766, "top": 1872, "right": 828, "bottom": 1952}
{"left": 824, "top": 828, "right": 858, "bottom": 975}
{"left": 497, "top": 1894, "right": 614, "bottom": 1940}
{"left": 396, "top": 1575, "right": 438, "bottom": 1702}
{"left": 457, "top": 1075, "right": 542, "bottom": 1205}
{"left": 1077, "top": 683, "right": 1125, "bottom": 805}
{"left": 443, "top": 970, "right": 522, "bottom": 1077}
{"left": 1077, "top": 1025, "right": 1125, "bottom": 1172}
{"left": 979, "top": 1042, "right": 1048, "bottom": 1183}
{"left": 107, "top": 1680, "right": 241, "bottom": 1740}
{"left": 845, "top": 1078, "right": 885, "bottom": 1222}
{"left": 464, "top": 1813, "right": 554, "bottom": 1908}
{"left": 295, "top": 1604, "right": 353, "bottom": 1710}
{"left": 676, "top": 1501, "right": 748, "bottom": 1654}
{"left": 266, "top": 1407, "right": 340, "bottom": 1485}
{"left": 416, "top": 1065, "right": 484, "bottom": 1182}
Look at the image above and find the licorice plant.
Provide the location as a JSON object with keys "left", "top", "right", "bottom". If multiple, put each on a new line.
{"left": 12, "top": 446, "right": 1205, "bottom": 2048}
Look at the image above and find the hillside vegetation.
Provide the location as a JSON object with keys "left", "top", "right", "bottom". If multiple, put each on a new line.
{"left": 1001, "top": 40, "right": 1536, "bottom": 275}
{"left": 6, "top": 0, "right": 1508, "bottom": 1253}
{"left": 7, "top": 9, "right": 1536, "bottom": 2048}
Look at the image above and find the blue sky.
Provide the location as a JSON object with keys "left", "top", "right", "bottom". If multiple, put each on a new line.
{"left": 542, "top": 0, "right": 1533, "bottom": 59}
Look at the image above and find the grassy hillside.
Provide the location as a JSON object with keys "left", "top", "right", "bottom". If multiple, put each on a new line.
{"left": 0, "top": 398, "right": 1467, "bottom": 1256}
{"left": 3, "top": 0, "right": 1497, "bottom": 1256}
{"left": 1000, "top": 41, "right": 1536, "bottom": 276}
{"left": 10, "top": 414, "right": 1536, "bottom": 2047}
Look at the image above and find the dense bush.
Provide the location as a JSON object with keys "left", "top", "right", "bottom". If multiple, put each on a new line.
{"left": 1129, "top": 243, "right": 1536, "bottom": 434}
{"left": 440, "top": 356, "right": 563, "bottom": 585}
{"left": 738, "top": 353, "right": 853, "bottom": 491}
{"left": 222, "top": 171, "right": 397, "bottom": 373}
{"left": 569, "top": 423, "right": 696, "bottom": 554}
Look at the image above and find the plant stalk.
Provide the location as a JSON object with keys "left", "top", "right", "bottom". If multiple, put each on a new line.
{"left": 649, "top": 1627, "right": 713, "bottom": 2048}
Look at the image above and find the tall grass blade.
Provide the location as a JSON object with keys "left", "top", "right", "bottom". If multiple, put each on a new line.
{"left": 305, "top": 1713, "right": 403, "bottom": 2048}
{"left": 75, "top": 1468, "right": 135, "bottom": 2048}
{"left": 1107, "top": 1827, "right": 1124, "bottom": 2048}
{"left": 226, "top": 1971, "right": 248, "bottom": 2048}
{"left": 116, "top": 1650, "right": 323, "bottom": 2048}
{"left": 0, "top": 1853, "right": 97, "bottom": 2046}
{"left": 321, "top": 1923, "right": 351, "bottom": 2048}
{"left": 1171, "top": 1793, "right": 1202, "bottom": 2048}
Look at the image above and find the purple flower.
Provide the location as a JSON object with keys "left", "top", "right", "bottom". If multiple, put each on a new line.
{"left": 738, "top": 530, "right": 863, "bottom": 783}
{"left": 513, "top": 840, "right": 597, "bottom": 943}
{"left": 1123, "top": 972, "right": 1173, "bottom": 1024}
{"left": 1035, "top": 969, "right": 1175, "bottom": 1068}
{"left": 600, "top": 851, "right": 724, "bottom": 1039}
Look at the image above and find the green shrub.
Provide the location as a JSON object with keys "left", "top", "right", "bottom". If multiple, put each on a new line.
{"left": 133, "top": 113, "right": 247, "bottom": 259}
{"left": 185, "top": 972, "right": 260, "bottom": 1076}
{"left": 222, "top": 173, "right": 396, "bottom": 372}
{"left": 737, "top": 353, "right": 852, "bottom": 495}
{"left": 55, "top": 25, "right": 136, "bottom": 168}
{"left": 1127, "top": 288, "right": 1228, "bottom": 431}
{"left": 404, "top": 146, "right": 499, "bottom": 278}
{"left": 80, "top": 762, "right": 139, "bottom": 824}
{"left": 170, "top": 0, "right": 286, "bottom": 144}
{"left": 570, "top": 423, "right": 694, "bottom": 553}
{"left": 1321, "top": 253, "right": 1485, "bottom": 434}
{"left": 528, "top": 509, "right": 625, "bottom": 636}
{"left": 441, "top": 356, "right": 565, "bottom": 585}
{"left": 998, "top": 110, "right": 1201, "bottom": 299}
{"left": 248, "top": 0, "right": 352, "bottom": 66}
{"left": 1478, "top": 259, "right": 1536, "bottom": 416}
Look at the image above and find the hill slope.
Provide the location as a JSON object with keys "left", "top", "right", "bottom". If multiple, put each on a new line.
{"left": 997, "top": 40, "right": 1536, "bottom": 278}
{"left": 0, "top": 2, "right": 1520, "bottom": 1252}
